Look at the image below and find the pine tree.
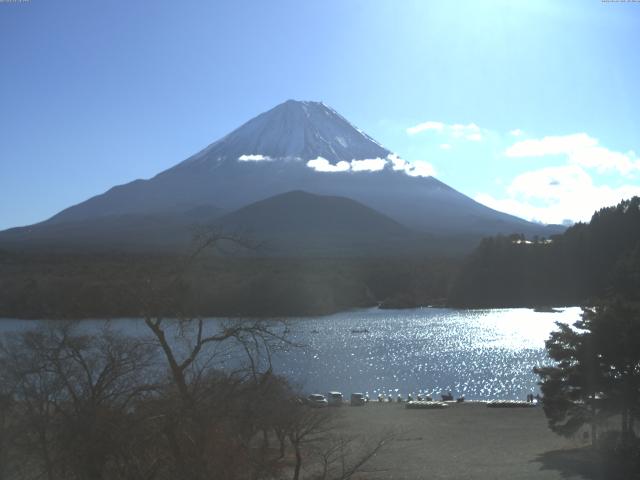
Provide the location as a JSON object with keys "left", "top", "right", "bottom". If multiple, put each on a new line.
{"left": 535, "top": 299, "right": 640, "bottom": 446}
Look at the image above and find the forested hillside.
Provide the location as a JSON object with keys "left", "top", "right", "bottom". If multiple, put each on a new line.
{"left": 0, "top": 252, "right": 458, "bottom": 319}
{"left": 4, "top": 197, "right": 638, "bottom": 318}
{"left": 449, "top": 197, "right": 640, "bottom": 307}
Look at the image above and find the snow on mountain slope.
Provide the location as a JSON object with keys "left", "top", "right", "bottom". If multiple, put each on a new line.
{"left": 8, "top": 99, "right": 564, "bottom": 243}
{"left": 175, "top": 100, "right": 390, "bottom": 169}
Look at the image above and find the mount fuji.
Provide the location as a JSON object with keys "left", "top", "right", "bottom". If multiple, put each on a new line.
{"left": 0, "top": 100, "right": 563, "bottom": 254}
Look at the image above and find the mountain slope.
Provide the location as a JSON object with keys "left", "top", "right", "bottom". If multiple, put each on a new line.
{"left": 0, "top": 206, "right": 223, "bottom": 252}
{"left": 44, "top": 100, "right": 391, "bottom": 224}
{"left": 216, "top": 190, "right": 420, "bottom": 255}
{"left": 0, "top": 100, "right": 564, "bottom": 253}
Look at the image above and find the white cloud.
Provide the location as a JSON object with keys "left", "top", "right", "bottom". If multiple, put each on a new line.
{"left": 405, "top": 160, "right": 436, "bottom": 177}
{"left": 305, "top": 156, "right": 389, "bottom": 173}
{"left": 386, "top": 153, "right": 435, "bottom": 177}
{"left": 451, "top": 123, "right": 482, "bottom": 141}
{"left": 571, "top": 146, "right": 638, "bottom": 175}
{"left": 387, "top": 153, "right": 407, "bottom": 171}
{"left": 506, "top": 133, "right": 639, "bottom": 175}
{"left": 476, "top": 165, "right": 640, "bottom": 224}
{"left": 406, "top": 121, "right": 444, "bottom": 135}
{"left": 238, "top": 154, "right": 271, "bottom": 162}
{"left": 439, "top": 143, "right": 451, "bottom": 150}
{"left": 510, "top": 129, "right": 524, "bottom": 137}
{"left": 506, "top": 165, "right": 592, "bottom": 200}
{"left": 306, "top": 153, "right": 435, "bottom": 177}
{"left": 350, "top": 158, "right": 387, "bottom": 172}
{"left": 506, "top": 133, "right": 596, "bottom": 157}
{"left": 306, "top": 157, "right": 351, "bottom": 172}
{"left": 407, "top": 121, "right": 485, "bottom": 142}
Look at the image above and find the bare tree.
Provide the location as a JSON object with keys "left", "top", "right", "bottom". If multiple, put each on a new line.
{"left": 136, "top": 230, "right": 297, "bottom": 479}
{"left": 311, "top": 433, "right": 392, "bottom": 480}
{"left": 285, "top": 405, "right": 335, "bottom": 480}
{"left": 282, "top": 403, "right": 394, "bottom": 480}
{"left": 0, "top": 230, "right": 392, "bottom": 480}
{"left": 0, "top": 324, "right": 158, "bottom": 480}
{"left": 0, "top": 387, "right": 13, "bottom": 480}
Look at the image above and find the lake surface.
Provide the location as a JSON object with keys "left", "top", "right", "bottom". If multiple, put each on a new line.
{"left": 0, "top": 307, "right": 580, "bottom": 401}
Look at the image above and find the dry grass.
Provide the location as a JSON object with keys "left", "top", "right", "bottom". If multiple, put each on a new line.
{"left": 329, "top": 402, "right": 609, "bottom": 480}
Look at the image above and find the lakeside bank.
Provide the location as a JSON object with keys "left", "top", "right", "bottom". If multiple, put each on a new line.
{"left": 333, "top": 402, "right": 618, "bottom": 480}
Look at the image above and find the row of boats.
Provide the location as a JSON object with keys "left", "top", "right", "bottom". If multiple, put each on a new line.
{"left": 376, "top": 392, "right": 458, "bottom": 402}
{"left": 306, "top": 391, "right": 460, "bottom": 407}
{"left": 307, "top": 391, "right": 539, "bottom": 408}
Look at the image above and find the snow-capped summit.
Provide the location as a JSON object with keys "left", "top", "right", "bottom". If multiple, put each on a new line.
{"left": 2, "top": 100, "right": 565, "bottom": 250}
{"left": 175, "top": 99, "right": 390, "bottom": 170}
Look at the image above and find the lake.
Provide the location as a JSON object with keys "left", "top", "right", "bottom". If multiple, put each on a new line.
{"left": 0, "top": 306, "right": 580, "bottom": 401}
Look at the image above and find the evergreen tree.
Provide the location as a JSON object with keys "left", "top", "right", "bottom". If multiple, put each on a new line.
{"left": 534, "top": 316, "right": 603, "bottom": 444}
{"left": 535, "top": 299, "right": 640, "bottom": 446}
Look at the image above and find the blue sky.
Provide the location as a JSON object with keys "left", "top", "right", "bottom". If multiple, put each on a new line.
{"left": 1, "top": 0, "right": 639, "bottom": 229}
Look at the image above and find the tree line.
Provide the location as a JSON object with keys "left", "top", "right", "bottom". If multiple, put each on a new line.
{"left": 524, "top": 198, "right": 640, "bottom": 475}
{"left": 449, "top": 197, "right": 640, "bottom": 307}
{"left": 0, "top": 322, "right": 390, "bottom": 480}
{"left": 0, "top": 252, "right": 458, "bottom": 319}
{"left": 2, "top": 197, "right": 639, "bottom": 319}
{"left": 0, "top": 232, "right": 393, "bottom": 480}
{"left": 535, "top": 298, "right": 640, "bottom": 476}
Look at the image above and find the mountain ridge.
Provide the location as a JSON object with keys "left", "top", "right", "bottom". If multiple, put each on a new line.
{"left": 215, "top": 190, "right": 421, "bottom": 255}
{"left": 0, "top": 99, "right": 565, "bottom": 253}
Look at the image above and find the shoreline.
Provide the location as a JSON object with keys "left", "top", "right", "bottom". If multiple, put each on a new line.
{"left": 0, "top": 304, "right": 578, "bottom": 322}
